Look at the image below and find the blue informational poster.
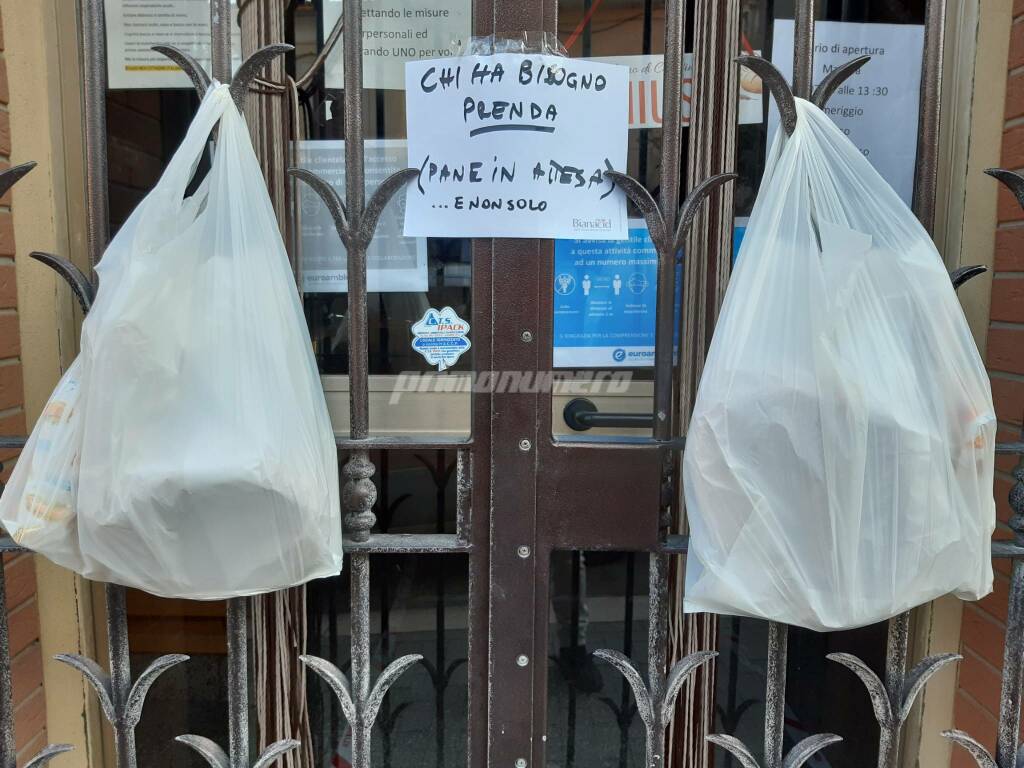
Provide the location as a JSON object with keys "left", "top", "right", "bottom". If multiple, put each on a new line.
{"left": 733, "top": 217, "right": 748, "bottom": 263}
{"left": 553, "top": 220, "right": 659, "bottom": 368}
{"left": 553, "top": 219, "right": 749, "bottom": 368}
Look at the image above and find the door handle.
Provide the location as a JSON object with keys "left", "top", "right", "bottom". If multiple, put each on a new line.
{"left": 563, "top": 398, "right": 655, "bottom": 432}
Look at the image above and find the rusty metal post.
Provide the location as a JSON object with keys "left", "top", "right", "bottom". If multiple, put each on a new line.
{"left": 78, "top": 4, "right": 141, "bottom": 768}
{"left": 0, "top": 567, "right": 14, "bottom": 768}
{"left": 651, "top": 0, "right": 687, "bottom": 440}
{"left": 647, "top": 554, "right": 669, "bottom": 767}
{"left": 78, "top": 0, "right": 109, "bottom": 267}
{"left": 878, "top": 5, "right": 949, "bottom": 765}
{"left": 792, "top": 0, "right": 815, "bottom": 100}
{"left": 349, "top": 556, "right": 372, "bottom": 768}
{"left": 913, "top": 0, "right": 947, "bottom": 232}
{"left": 226, "top": 599, "right": 250, "bottom": 768}
{"left": 763, "top": 622, "right": 788, "bottom": 768}
{"left": 997, "top": 469, "right": 1024, "bottom": 768}
{"left": 104, "top": 585, "right": 137, "bottom": 768}
{"left": 211, "top": 0, "right": 233, "bottom": 83}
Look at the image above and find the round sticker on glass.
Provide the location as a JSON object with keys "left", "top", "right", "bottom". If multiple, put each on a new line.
{"left": 411, "top": 306, "right": 471, "bottom": 372}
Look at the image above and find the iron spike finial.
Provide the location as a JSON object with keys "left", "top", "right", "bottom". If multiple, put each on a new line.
{"left": 673, "top": 172, "right": 738, "bottom": 254}
{"left": 0, "top": 161, "right": 36, "bottom": 200}
{"left": 950, "top": 264, "right": 988, "bottom": 290}
{"left": 299, "top": 652, "right": 424, "bottom": 746}
{"left": 987, "top": 168, "right": 1024, "bottom": 213}
{"left": 942, "top": 730, "right": 998, "bottom": 768}
{"left": 175, "top": 734, "right": 300, "bottom": 768}
{"left": 737, "top": 53, "right": 877, "bottom": 133}
{"left": 827, "top": 649, "right": 960, "bottom": 765}
{"left": 811, "top": 55, "right": 871, "bottom": 108}
{"left": 152, "top": 42, "right": 294, "bottom": 113}
{"left": 22, "top": 744, "right": 74, "bottom": 768}
{"left": 151, "top": 45, "right": 212, "bottom": 98}
{"left": 289, "top": 165, "right": 421, "bottom": 255}
{"left": 593, "top": 648, "right": 717, "bottom": 759}
{"left": 288, "top": 167, "right": 351, "bottom": 246}
{"left": 229, "top": 43, "right": 294, "bottom": 111}
{"left": 736, "top": 55, "right": 797, "bottom": 135}
{"left": 602, "top": 170, "right": 669, "bottom": 253}
{"left": 55, "top": 651, "right": 189, "bottom": 739}
{"left": 707, "top": 732, "right": 842, "bottom": 768}
{"left": 29, "top": 252, "right": 96, "bottom": 314}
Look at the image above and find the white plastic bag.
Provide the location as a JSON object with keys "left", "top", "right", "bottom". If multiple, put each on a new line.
{"left": 0, "top": 84, "right": 342, "bottom": 598}
{"left": 683, "top": 98, "right": 995, "bottom": 631}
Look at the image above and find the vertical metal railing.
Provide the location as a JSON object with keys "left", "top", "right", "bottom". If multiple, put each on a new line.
{"left": 996, "top": 510, "right": 1024, "bottom": 768}
{"left": 0, "top": 566, "right": 13, "bottom": 768}
{"left": 650, "top": 0, "right": 687, "bottom": 441}
{"left": 762, "top": 7, "right": 813, "bottom": 764}
{"left": 226, "top": 598, "right": 251, "bottom": 768}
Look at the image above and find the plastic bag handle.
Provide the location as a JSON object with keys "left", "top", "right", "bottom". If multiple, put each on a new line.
{"left": 140, "top": 84, "right": 235, "bottom": 231}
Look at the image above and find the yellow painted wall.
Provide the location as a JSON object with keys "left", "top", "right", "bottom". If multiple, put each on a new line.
{"left": 0, "top": 1, "right": 103, "bottom": 766}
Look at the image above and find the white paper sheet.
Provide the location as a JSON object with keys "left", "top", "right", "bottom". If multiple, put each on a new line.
{"left": 770, "top": 20, "right": 925, "bottom": 205}
{"left": 588, "top": 53, "right": 764, "bottom": 129}
{"left": 404, "top": 54, "right": 629, "bottom": 240}
{"left": 297, "top": 140, "right": 427, "bottom": 293}
{"left": 105, "top": 0, "right": 243, "bottom": 89}
{"left": 323, "top": 0, "right": 471, "bottom": 91}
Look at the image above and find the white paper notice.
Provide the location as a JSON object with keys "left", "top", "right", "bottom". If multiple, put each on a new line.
{"left": 324, "top": 0, "right": 470, "bottom": 91}
{"left": 588, "top": 54, "right": 764, "bottom": 129}
{"left": 297, "top": 140, "right": 427, "bottom": 293}
{"left": 105, "top": 0, "right": 243, "bottom": 90}
{"left": 770, "top": 21, "right": 925, "bottom": 204}
{"left": 404, "top": 54, "right": 629, "bottom": 240}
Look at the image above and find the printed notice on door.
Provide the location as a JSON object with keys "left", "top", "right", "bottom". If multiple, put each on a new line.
{"left": 324, "top": 0, "right": 470, "bottom": 91}
{"left": 106, "top": 0, "right": 243, "bottom": 89}
{"left": 297, "top": 140, "right": 427, "bottom": 293}
{"left": 770, "top": 20, "right": 925, "bottom": 205}
{"left": 404, "top": 54, "right": 629, "bottom": 240}
{"left": 588, "top": 54, "right": 765, "bottom": 129}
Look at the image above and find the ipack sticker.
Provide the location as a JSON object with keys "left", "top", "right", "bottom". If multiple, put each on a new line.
{"left": 411, "top": 307, "right": 472, "bottom": 372}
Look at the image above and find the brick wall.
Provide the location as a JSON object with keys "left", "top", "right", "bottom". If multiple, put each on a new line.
{"left": 0, "top": 8, "right": 48, "bottom": 764}
{"left": 952, "top": 6, "right": 1024, "bottom": 766}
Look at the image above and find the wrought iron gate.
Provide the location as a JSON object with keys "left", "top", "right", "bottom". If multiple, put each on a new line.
{"left": 0, "top": 2, "right": 1022, "bottom": 768}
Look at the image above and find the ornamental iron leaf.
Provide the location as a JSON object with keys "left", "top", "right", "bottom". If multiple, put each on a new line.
{"left": 299, "top": 655, "right": 356, "bottom": 725}
{"left": 54, "top": 654, "right": 115, "bottom": 723}
{"left": 592, "top": 648, "right": 655, "bottom": 730}
{"left": 811, "top": 56, "right": 871, "bottom": 107}
{"left": 942, "top": 730, "right": 997, "bottom": 768}
{"left": 662, "top": 650, "right": 718, "bottom": 723}
{"left": 29, "top": 252, "right": 95, "bottom": 315}
{"left": 175, "top": 735, "right": 229, "bottom": 768}
{"left": 706, "top": 731, "right": 841, "bottom": 768}
{"left": 125, "top": 654, "right": 190, "bottom": 728}
{"left": 23, "top": 743, "right": 74, "bottom": 768}
{"left": 365, "top": 654, "right": 424, "bottom": 725}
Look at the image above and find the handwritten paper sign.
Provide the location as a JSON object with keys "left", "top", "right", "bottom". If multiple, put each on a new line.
{"left": 404, "top": 54, "right": 629, "bottom": 240}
